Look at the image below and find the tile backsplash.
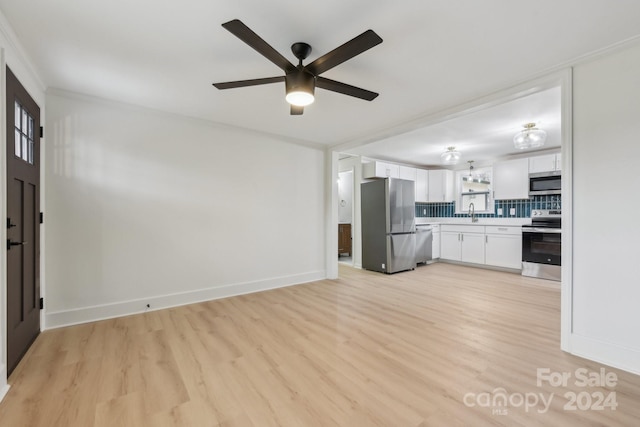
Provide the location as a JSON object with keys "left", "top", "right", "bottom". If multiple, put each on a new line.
{"left": 416, "top": 195, "right": 561, "bottom": 218}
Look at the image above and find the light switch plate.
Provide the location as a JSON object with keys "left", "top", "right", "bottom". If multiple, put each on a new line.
{"left": 510, "top": 208, "right": 516, "bottom": 216}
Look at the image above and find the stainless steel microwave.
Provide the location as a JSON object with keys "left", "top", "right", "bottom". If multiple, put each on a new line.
{"left": 529, "top": 171, "right": 561, "bottom": 196}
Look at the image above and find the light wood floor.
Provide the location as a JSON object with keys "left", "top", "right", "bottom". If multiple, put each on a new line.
{"left": 2, "top": 263, "right": 640, "bottom": 426}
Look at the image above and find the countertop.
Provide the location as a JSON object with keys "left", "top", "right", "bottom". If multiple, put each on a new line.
{"left": 416, "top": 217, "right": 531, "bottom": 226}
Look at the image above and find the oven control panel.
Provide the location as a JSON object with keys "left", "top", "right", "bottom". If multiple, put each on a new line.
{"left": 531, "top": 209, "right": 561, "bottom": 217}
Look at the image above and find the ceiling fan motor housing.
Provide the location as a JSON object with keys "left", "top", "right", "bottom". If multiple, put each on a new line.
{"left": 285, "top": 70, "right": 316, "bottom": 96}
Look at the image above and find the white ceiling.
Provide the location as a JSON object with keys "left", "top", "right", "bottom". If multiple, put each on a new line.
{"left": 347, "top": 86, "right": 562, "bottom": 167}
{"left": 1, "top": 1, "right": 640, "bottom": 149}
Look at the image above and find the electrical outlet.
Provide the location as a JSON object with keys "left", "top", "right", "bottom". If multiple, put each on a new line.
{"left": 382, "top": 263, "right": 386, "bottom": 270}
{"left": 510, "top": 208, "right": 516, "bottom": 216}
{"left": 423, "top": 209, "right": 427, "bottom": 215}
{"left": 497, "top": 208, "right": 503, "bottom": 216}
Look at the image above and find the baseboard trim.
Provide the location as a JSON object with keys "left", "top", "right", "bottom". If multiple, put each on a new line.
{"left": 0, "top": 363, "right": 9, "bottom": 403}
{"left": 44, "top": 270, "right": 325, "bottom": 329}
{"left": 569, "top": 333, "right": 640, "bottom": 376}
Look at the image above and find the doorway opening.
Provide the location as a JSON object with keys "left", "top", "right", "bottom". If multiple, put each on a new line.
{"left": 337, "top": 169, "right": 353, "bottom": 265}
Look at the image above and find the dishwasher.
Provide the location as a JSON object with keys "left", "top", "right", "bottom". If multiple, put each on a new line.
{"left": 415, "top": 224, "right": 433, "bottom": 265}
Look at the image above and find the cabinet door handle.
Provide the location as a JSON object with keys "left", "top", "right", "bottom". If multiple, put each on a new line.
{"left": 485, "top": 235, "right": 488, "bottom": 243}
{"left": 461, "top": 234, "right": 464, "bottom": 242}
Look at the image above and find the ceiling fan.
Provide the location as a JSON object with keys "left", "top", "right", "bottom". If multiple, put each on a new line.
{"left": 212, "top": 19, "right": 383, "bottom": 115}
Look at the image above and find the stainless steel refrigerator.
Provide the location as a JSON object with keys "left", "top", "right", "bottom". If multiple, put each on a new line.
{"left": 361, "top": 178, "right": 416, "bottom": 273}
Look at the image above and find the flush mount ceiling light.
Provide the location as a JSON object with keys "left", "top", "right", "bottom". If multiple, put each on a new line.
{"left": 513, "top": 122, "right": 547, "bottom": 150}
{"left": 440, "top": 146, "right": 461, "bottom": 165}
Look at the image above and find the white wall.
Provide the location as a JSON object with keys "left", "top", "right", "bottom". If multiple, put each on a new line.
{"left": 0, "top": 12, "right": 46, "bottom": 399}
{"left": 337, "top": 171, "right": 353, "bottom": 224}
{"left": 571, "top": 41, "right": 640, "bottom": 373}
{"left": 44, "top": 91, "right": 326, "bottom": 327}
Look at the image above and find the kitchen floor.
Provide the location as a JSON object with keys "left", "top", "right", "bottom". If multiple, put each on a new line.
{"left": 1, "top": 263, "right": 638, "bottom": 426}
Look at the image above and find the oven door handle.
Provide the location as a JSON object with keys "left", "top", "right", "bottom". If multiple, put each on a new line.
{"left": 522, "top": 228, "right": 562, "bottom": 233}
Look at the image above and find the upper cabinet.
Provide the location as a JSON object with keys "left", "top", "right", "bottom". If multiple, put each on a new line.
{"left": 493, "top": 158, "right": 529, "bottom": 200}
{"left": 428, "top": 170, "right": 455, "bottom": 202}
{"left": 529, "top": 153, "right": 562, "bottom": 173}
{"left": 415, "top": 169, "right": 429, "bottom": 202}
{"left": 398, "top": 165, "right": 417, "bottom": 181}
{"left": 362, "top": 161, "right": 400, "bottom": 179}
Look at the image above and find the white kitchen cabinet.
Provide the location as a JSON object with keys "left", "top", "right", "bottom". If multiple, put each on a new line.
{"left": 415, "top": 169, "right": 429, "bottom": 202}
{"left": 399, "top": 165, "right": 417, "bottom": 181}
{"left": 440, "top": 225, "right": 485, "bottom": 264}
{"left": 493, "top": 158, "right": 529, "bottom": 200}
{"left": 362, "top": 161, "right": 400, "bottom": 179}
{"left": 440, "top": 231, "right": 462, "bottom": 261}
{"left": 529, "top": 153, "right": 562, "bottom": 173}
{"left": 484, "top": 226, "right": 522, "bottom": 269}
{"left": 428, "top": 170, "right": 455, "bottom": 202}
{"left": 461, "top": 233, "right": 485, "bottom": 264}
{"left": 432, "top": 224, "right": 441, "bottom": 259}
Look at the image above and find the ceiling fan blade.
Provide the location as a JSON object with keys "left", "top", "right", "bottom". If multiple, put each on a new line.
{"left": 222, "top": 19, "right": 296, "bottom": 74}
{"left": 316, "top": 77, "right": 378, "bottom": 101}
{"left": 213, "top": 76, "right": 284, "bottom": 90}
{"left": 290, "top": 105, "right": 304, "bottom": 115}
{"left": 306, "top": 30, "right": 382, "bottom": 76}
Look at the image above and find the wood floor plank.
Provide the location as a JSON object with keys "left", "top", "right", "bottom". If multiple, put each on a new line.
{"left": 1, "top": 263, "right": 639, "bottom": 426}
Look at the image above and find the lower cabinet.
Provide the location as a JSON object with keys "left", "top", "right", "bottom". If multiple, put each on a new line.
{"left": 432, "top": 225, "right": 441, "bottom": 259}
{"left": 440, "top": 225, "right": 522, "bottom": 269}
{"left": 441, "top": 231, "right": 462, "bottom": 261}
{"left": 440, "top": 226, "right": 485, "bottom": 265}
{"left": 484, "top": 226, "right": 522, "bottom": 269}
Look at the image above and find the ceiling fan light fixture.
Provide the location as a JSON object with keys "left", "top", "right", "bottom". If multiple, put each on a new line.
{"left": 286, "top": 91, "right": 314, "bottom": 107}
{"left": 285, "top": 72, "right": 315, "bottom": 107}
{"left": 440, "top": 146, "right": 461, "bottom": 165}
{"left": 514, "top": 122, "right": 546, "bottom": 150}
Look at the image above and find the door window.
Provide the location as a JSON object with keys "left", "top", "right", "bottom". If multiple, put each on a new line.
{"left": 14, "top": 100, "right": 35, "bottom": 164}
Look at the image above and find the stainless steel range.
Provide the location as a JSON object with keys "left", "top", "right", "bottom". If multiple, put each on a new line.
{"left": 522, "top": 209, "right": 561, "bottom": 281}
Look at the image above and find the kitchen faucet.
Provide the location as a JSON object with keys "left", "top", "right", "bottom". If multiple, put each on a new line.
{"left": 469, "top": 202, "right": 478, "bottom": 223}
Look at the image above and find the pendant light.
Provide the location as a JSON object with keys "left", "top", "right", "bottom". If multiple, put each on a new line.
{"left": 440, "top": 146, "right": 461, "bottom": 165}
{"left": 465, "top": 160, "right": 475, "bottom": 181}
{"left": 513, "top": 122, "right": 546, "bottom": 150}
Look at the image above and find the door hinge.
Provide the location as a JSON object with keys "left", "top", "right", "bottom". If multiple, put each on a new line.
{"left": 40, "top": 212, "right": 44, "bottom": 224}
{"left": 40, "top": 297, "right": 44, "bottom": 310}
{"left": 40, "top": 126, "right": 44, "bottom": 138}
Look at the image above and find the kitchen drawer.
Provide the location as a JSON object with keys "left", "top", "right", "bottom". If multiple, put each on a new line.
{"left": 485, "top": 226, "right": 521, "bottom": 235}
{"left": 441, "top": 224, "right": 485, "bottom": 234}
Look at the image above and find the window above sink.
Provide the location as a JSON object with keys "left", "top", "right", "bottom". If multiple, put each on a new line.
{"left": 456, "top": 166, "right": 494, "bottom": 214}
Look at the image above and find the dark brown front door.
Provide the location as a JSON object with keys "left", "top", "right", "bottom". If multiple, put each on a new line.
{"left": 6, "top": 66, "right": 41, "bottom": 375}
